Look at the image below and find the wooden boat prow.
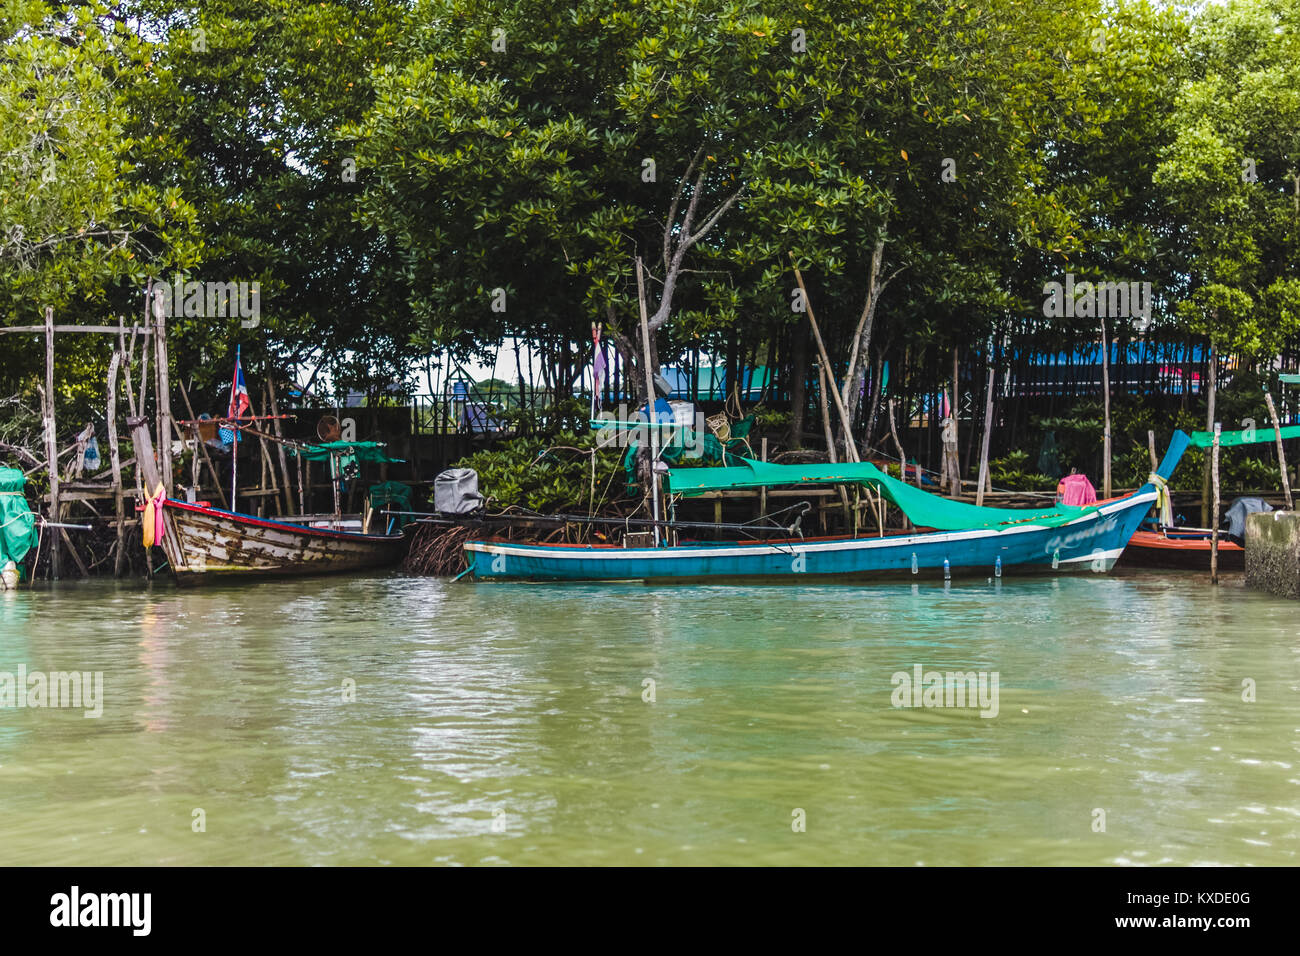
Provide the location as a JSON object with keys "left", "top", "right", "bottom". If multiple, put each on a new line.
{"left": 129, "top": 415, "right": 406, "bottom": 585}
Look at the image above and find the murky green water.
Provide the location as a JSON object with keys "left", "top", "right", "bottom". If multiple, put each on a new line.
{"left": 0, "top": 571, "right": 1296, "bottom": 865}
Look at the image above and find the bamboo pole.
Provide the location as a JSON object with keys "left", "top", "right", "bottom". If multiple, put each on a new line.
{"left": 635, "top": 256, "right": 662, "bottom": 546}
{"left": 107, "top": 351, "right": 126, "bottom": 577}
{"left": 975, "top": 364, "right": 995, "bottom": 508}
{"left": 1201, "top": 336, "right": 1217, "bottom": 526}
{"left": 789, "top": 257, "right": 859, "bottom": 461}
{"left": 153, "top": 289, "right": 173, "bottom": 495}
{"left": 1265, "top": 391, "right": 1293, "bottom": 510}
{"left": 267, "top": 376, "right": 295, "bottom": 515}
{"left": 1100, "top": 316, "right": 1112, "bottom": 498}
{"left": 950, "top": 347, "right": 960, "bottom": 496}
{"left": 43, "top": 307, "right": 61, "bottom": 579}
{"left": 887, "top": 397, "right": 910, "bottom": 530}
{"left": 816, "top": 363, "right": 853, "bottom": 520}
{"left": 817, "top": 363, "right": 838, "bottom": 465}
{"left": 254, "top": 382, "right": 280, "bottom": 517}
{"left": 1211, "top": 422, "right": 1221, "bottom": 585}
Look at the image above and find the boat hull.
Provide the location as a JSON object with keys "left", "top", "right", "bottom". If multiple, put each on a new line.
{"left": 1115, "top": 529, "right": 1244, "bottom": 572}
{"left": 160, "top": 500, "right": 408, "bottom": 585}
{"left": 464, "top": 489, "right": 1159, "bottom": 583}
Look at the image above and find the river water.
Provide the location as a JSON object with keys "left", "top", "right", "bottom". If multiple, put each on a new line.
{"left": 0, "top": 571, "right": 1296, "bottom": 865}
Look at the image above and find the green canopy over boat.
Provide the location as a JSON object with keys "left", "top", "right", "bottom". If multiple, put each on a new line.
{"left": 1188, "top": 424, "right": 1300, "bottom": 448}
{"left": 0, "top": 467, "right": 39, "bottom": 565}
{"left": 666, "top": 458, "right": 1097, "bottom": 532}
{"left": 288, "top": 441, "right": 403, "bottom": 463}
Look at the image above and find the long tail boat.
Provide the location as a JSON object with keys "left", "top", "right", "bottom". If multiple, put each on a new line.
{"left": 130, "top": 417, "right": 407, "bottom": 585}
{"left": 460, "top": 432, "right": 1191, "bottom": 583}
{"left": 1118, "top": 527, "right": 1245, "bottom": 571}
{"left": 1115, "top": 420, "right": 1299, "bottom": 572}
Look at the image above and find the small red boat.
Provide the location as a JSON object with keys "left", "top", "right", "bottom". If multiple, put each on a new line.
{"left": 1117, "top": 527, "right": 1244, "bottom": 571}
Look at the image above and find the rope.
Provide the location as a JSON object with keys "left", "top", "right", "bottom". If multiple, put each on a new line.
{"left": 1148, "top": 472, "right": 1174, "bottom": 527}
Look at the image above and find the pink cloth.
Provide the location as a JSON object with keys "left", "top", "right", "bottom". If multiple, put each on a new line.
{"left": 1057, "top": 473, "right": 1097, "bottom": 506}
{"left": 150, "top": 487, "right": 167, "bottom": 543}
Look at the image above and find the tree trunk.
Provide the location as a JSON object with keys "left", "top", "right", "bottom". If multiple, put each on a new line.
{"left": 842, "top": 236, "right": 888, "bottom": 439}
{"left": 787, "top": 320, "right": 809, "bottom": 448}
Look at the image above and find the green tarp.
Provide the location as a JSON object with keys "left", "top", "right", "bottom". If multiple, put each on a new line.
{"left": 368, "top": 481, "right": 413, "bottom": 528}
{"left": 0, "top": 467, "right": 38, "bottom": 565}
{"left": 666, "top": 458, "right": 1097, "bottom": 532}
{"left": 288, "top": 441, "right": 403, "bottom": 463}
{"left": 1280, "top": 374, "right": 1300, "bottom": 385}
{"left": 1189, "top": 424, "right": 1300, "bottom": 448}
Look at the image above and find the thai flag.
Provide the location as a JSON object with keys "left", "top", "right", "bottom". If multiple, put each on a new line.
{"left": 219, "top": 346, "right": 251, "bottom": 444}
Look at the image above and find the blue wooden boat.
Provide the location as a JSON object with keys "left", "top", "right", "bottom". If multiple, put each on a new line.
{"left": 462, "top": 431, "right": 1190, "bottom": 583}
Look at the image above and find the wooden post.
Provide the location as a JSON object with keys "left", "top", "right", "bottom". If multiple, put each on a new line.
{"left": 816, "top": 363, "right": 852, "bottom": 520}
{"left": 107, "top": 352, "right": 126, "bottom": 577}
{"left": 128, "top": 414, "right": 174, "bottom": 578}
{"left": 951, "top": 348, "right": 960, "bottom": 478}
{"left": 636, "top": 256, "right": 662, "bottom": 546}
{"left": 255, "top": 384, "right": 280, "bottom": 517}
{"left": 330, "top": 454, "right": 341, "bottom": 527}
{"left": 790, "top": 258, "right": 859, "bottom": 461}
{"left": 153, "top": 288, "right": 173, "bottom": 495}
{"left": 43, "top": 307, "right": 61, "bottom": 579}
{"left": 267, "top": 376, "right": 295, "bottom": 515}
{"left": 887, "top": 397, "right": 906, "bottom": 477}
{"left": 1100, "top": 316, "right": 1112, "bottom": 498}
{"left": 1211, "top": 422, "right": 1221, "bottom": 585}
{"left": 975, "top": 364, "right": 995, "bottom": 508}
{"left": 1265, "top": 391, "right": 1293, "bottom": 510}
{"left": 1201, "top": 336, "right": 1217, "bottom": 526}
{"left": 1147, "top": 429, "right": 1159, "bottom": 474}
{"left": 816, "top": 363, "right": 838, "bottom": 465}
{"left": 759, "top": 436, "right": 768, "bottom": 520}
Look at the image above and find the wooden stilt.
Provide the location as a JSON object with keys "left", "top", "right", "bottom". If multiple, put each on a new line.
{"left": 790, "top": 258, "right": 859, "bottom": 462}
{"left": 1100, "top": 316, "right": 1112, "bottom": 498}
{"left": 817, "top": 363, "right": 852, "bottom": 522}
{"left": 975, "top": 363, "right": 995, "bottom": 508}
{"left": 153, "top": 292, "right": 173, "bottom": 495}
{"left": 43, "top": 307, "right": 61, "bottom": 579}
{"left": 1211, "top": 422, "right": 1221, "bottom": 584}
{"left": 1265, "top": 391, "right": 1293, "bottom": 510}
{"left": 267, "top": 376, "right": 295, "bottom": 515}
{"left": 107, "top": 351, "right": 126, "bottom": 577}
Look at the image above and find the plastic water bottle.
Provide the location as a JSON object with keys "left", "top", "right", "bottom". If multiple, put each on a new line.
{"left": 911, "top": 553, "right": 918, "bottom": 574}
{"left": 943, "top": 558, "right": 951, "bottom": 580}
{"left": 995, "top": 556, "right": 1002, "bottom": 578}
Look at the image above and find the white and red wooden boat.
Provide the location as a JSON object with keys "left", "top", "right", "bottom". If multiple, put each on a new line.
{"left": 1116, "top": 527, "right": 1244, "bottom": 571}
{"left": 130, "top": 417, "right": 407, "bottom": 585}
{"left": 155, "top": 499, "right": 407, "bottom": 585}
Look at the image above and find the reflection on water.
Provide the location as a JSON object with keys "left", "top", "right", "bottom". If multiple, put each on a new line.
{"left": 0, "top": 572, "right": 1296, "bottom": 865}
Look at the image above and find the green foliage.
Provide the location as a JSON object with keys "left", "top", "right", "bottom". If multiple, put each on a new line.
{"left": 454, "top": 430, "right": 625, "bottom": 512}
{"left": 988, "top": 450, "right": 1056, "bottom": 492}
{"left": 490, "top": 397, "right": 590, "bottom": 437}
